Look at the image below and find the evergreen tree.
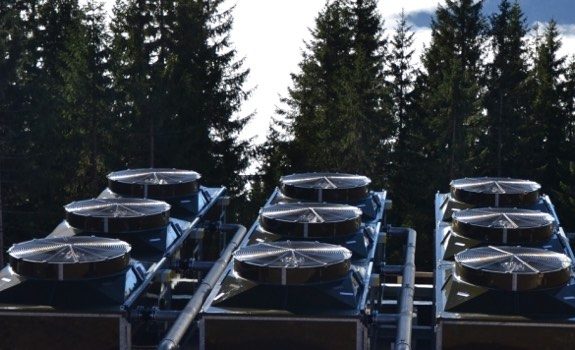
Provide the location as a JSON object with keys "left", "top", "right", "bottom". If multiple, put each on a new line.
{"left": 0, "top": 1, "right": 84, "bottom": 242}
{"left": 341, "top": 0, "right": 390, "bottom": 186}
{"left": 256, "top": 117, "right": 293, "bottom": 196}
{"left": 386, "top": 11, "right": 435, "bottom": 267}
{"left": 110, "top": 0, "right": 159, "bottom": 167}
{"left": 528, "top": 21, "right": 566, "bottom": 189}
{"left": 58, "top": 0, "right": 115, "bottom": 197}
{"left": 162, "top": 0, "right": 250, "bottom": 194}
{"left": 284, "top": 0, "right": 354, "bottom": 172}
{"left": 419, "top": 0, "right": 486, "bottom": 183}
{"left": 482, "top": 0, "right": 529, "bottom": 176}
{"left": 29, "top": 1, "right": 83, "bottom": 221}
{"left": 527, "top": 24, "right": 574, "bottom": 230}
{"left": 111, "top": 0, "right": 250, "bottom": 195}
{"left": 272, "top": 0, "right": 390, "bottom": 187}
{"left": 1, "top": 1, "right": 36, "bottom": 246}
{"left": 563, "top": 57, "right": 575, "bottom": 145}
{"left": 388, "top": 10, "right": 415, "bottom": 158}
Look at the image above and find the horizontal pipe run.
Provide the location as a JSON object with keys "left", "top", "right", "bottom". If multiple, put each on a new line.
{"left": 157, "top": 223, "right": 247, "bottom": 350}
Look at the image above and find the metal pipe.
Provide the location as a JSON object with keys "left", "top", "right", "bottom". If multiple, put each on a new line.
{"left": 387, "top": 227, "right": 416, "bottom": 350}
{"left": 123, "top": 187, "right": 226, "bottom": 310}
{"left": 157, "top": 224, "right": 247, "bottom": 350}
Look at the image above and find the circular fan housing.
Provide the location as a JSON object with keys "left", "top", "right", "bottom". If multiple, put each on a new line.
{"left": 107, "top": 168, "right": 201, "bottom": 199}
{"left": 452, "top": 208, "right": 554, "bottom": 244}
{"left": 65, "top": 198, "right": 170, "bottom": 233}
{"left": 234, "top": 241, "right": 352, "bottom": 285}
{"left": 8, "top": 236, "right": 131, "bottom": 280}
{"left": 450, "top": 177, "right": 541, "bottom": 207}
{"left": 259, "top": 203, "right": 362, "bottom": 238}
{"left": 280, "top": 173, "right": 371, "bottom": 202}
{"left": 455, "top": 246, "right": 571, "bottom": 291}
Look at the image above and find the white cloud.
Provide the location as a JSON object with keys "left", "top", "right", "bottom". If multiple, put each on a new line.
{"left": 557, "top": 24, "right": 575, "bottom": 59}
{"left": 378, "top": 0, "right": 438, "bottom": 19}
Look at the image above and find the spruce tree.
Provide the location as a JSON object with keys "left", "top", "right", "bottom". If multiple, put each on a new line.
{"left": 256, "top": 117, "right": 294, "bottom": 195}
{"left": 110, "top": 0, "right": 158, "bottom": 166}
{"left": 284, "top": 0, "right": 354, "bottom": 172}
{"left": 563, "top": 57, "right": 575, "bottom": 145}
{"left": 386, "top": 11, "right": 435, "bottom": 267}
{"left": 162, "top": 0, "right": 250, "bottom": 194}
{"left": 483, "top": 0, "right": 529, "bottom": 176}
{"left": 529, "top": 21, "right": 566, "bottom": 188}
{"left": 527, "top": 22, "right": 574, "bottom": 229}
{"left": 273, "top": 0, "right": 390, "bottom": 187}
{"left": 1, "top": 1, "right": 84, "bottom": 240}
{"left": 341, "top": 0, "right": 389, "bottom": 186}
{"left": 420, "top": 0, "right": 486, "bottom": 183}
{"left": 388, "top": 10, "right": 415, "bottom": 158}
{"left": 111, "top": 0, "right": 250, "bottom": 195}
{"left": 58, "top": 0, "right": 115, "bottom": 197}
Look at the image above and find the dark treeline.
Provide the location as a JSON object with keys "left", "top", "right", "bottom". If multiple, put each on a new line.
{"left": 256, "top": 0, "right": 575, "bottom": 268}
{"left": 0, "top": 0, "right": 250, "bottom": 251}
{"left": 0, "top": 0, "right": 574, "bottom": 269}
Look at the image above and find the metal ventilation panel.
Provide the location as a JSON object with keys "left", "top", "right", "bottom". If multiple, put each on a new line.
{"left": 65, "top": 198, "right": 170, "bottom": 233}
{"left": 8, "top": 236, "right": 131, "bottom": 280}
{"left": 234, "top": 241, "right": 352, "bottom": 285}
{"left": 280, "top": 173, "right": 371, "bottom": 202}
{"left": 107, "top": 168, "right": 201, "bottom": 199}
{"left": 455, "top": 246, "right": 572, "bottom": 291}
{"left": 452, "top": 208, "right": 554, "bottom": 244}
{"left": 450, "top": 177, "right": 541, "bottom": 207}
{"left": 259, "top": 203, "right": 362, "bottom": 238}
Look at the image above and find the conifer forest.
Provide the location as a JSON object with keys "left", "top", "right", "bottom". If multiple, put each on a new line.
{"left": 1, "top": 0, "right": 574, "bottom": 269}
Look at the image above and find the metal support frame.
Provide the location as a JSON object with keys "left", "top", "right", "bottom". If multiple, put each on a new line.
{"left": 123, "top": 187, "right": 226, "bottom": 310}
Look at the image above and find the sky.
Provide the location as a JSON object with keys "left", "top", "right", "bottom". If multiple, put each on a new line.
{"left": 98, "top": 0, "right": 575, "bottom": 145}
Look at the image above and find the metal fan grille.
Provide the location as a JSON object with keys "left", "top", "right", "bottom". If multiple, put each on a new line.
{"left": 450, "top": 177, "right": 540, "bottom": 207}
{"left": 234, "top": 241, "right": 352, "bottom": 285}
{"left": 280, "top": 172, "right": 371, "bottom": 202}
{"left": 259, "top": 203, "right": 362, "bottom": 238}
{"left": 455, "top": 246, "right": 571, "bottom": 291}
{"left": 8, "top": 236, "right": 131, "bottom": 280}
{"left": 107, "top": 168, "right": 201, "bottom": 199}
{"left": 65, "top": 198, "right": 170, "bottom": 233}
{"left": 452, "top": 208, "right": 554, "bottom": 244}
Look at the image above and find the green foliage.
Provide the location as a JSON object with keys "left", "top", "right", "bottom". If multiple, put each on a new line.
{"left": 386, "top": 11, "right": 435, "bottom": 267}
{"left": 481, "top": 0, "right": 529, "bottom": 176}
{"left": 263, "top": 0, "right": 391, "bottom": 190}
{"left": 1, "top": 0, "right": 575, "bottom": 271}
{"left": 420, "top": 0, "right": 486, "bottom": 184}
{"left": 58, "top": 0, "right": 116, "bottom": 197}
{"left": 111, "top": 0, "right": 250, "bottom": 194}
{"left": 0, "top": 0, "right": 251, "bottom": 248}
